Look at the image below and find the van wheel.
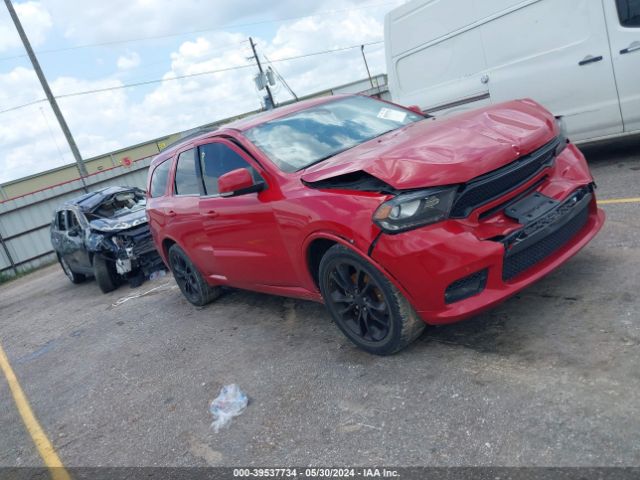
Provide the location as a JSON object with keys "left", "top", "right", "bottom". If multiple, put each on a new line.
{"left": 319, "top": 245, "right": 425, "bottom": 355}
{"left": 168, "top": 244, "right": 221, "bottom": 306}
{"left": 58, "top": 254, "right": 86, "bottom": 284}
{"left": 94, "top": 256, "right": 118, "bottom": 293}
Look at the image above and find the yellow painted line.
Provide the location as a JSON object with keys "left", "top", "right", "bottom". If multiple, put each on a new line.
{"left": 599, "top": 197, "right": 640, "bottom": 205}
{"left": 0, "top": 342, "right": 71, "bottom": 480}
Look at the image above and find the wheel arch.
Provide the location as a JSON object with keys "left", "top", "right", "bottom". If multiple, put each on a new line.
{"left": 303, "top": 232, "right": 414, "bottom": 306}
{"left": 161, "top": 237, "right": 178, "bottom": 265}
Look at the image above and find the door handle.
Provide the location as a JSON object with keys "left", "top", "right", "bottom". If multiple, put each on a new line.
{"left": 620, "top": 41, "right": 640, "bottom": 55}
{"left": 204, "top": 210, "right": 219, "bottom": 218}
{"left": 167, "top": 210, "right": 177, "bottom": 217}
{"left": 579, "top": 55, "right": 603, "bottom": 66}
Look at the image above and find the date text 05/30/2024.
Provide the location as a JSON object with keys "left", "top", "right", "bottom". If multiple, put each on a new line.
{"left": 233, "top": 468, "right": 400, "bottom": 478}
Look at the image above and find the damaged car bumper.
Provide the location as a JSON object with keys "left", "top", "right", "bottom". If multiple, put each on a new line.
{"left": 370, "top": 144, "right": 606, "bottom": 325}
{"left": 110, "top": 225, "right": 165, "bottom": 276}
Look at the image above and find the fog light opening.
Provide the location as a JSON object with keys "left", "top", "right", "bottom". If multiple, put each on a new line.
{"left": 444, "top": 269, "right": 488, "bottom": 304}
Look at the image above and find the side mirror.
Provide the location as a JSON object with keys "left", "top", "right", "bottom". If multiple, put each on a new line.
{"left": 68, "top": 226, "right": 81, "bottom": 237}
{"left": 407, "top": 105, "right": 423, "bottom": 115}
{"left": 218, "top": 168, "right": 264, "bottom": 197}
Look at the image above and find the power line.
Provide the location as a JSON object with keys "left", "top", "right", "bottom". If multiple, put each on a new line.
{"left": 263, "top": 53, "right": 298, "bottom": 102}
{"left": 0, "top": 40, "right": 383, "bottom": 114}
{"left": 0, "top": 1, "right": 396, "bottom": 62}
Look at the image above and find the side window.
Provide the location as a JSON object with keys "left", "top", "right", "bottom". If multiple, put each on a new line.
{"left": 150, "top": 160, "right": 171, "bottom": 198}
{"left": 617, "top": 0, "right": 640, "bottom": 27}
{"left": 68, "top": 211, "right": 80, "bottom": 230}
{"left": 174, "top": 148, "right": 201, "bottom": 195}
{"left": 56, "top": 211, "right": 68, "bottom": 231}
{"left": 199, "top": 143, "right": 259, "bottom": 196}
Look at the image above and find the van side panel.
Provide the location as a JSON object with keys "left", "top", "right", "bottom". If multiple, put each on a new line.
{"left": 481, "top": 0, "right": 623, "bottom": 140}
{"left": 385, "top": 0, "right": 490, "bottom": 115}
{"left": 602, "top": 0, "right": 640, "bottom": 134}
{"left": 386, "top": 0, "right": 625, "bottom": 140}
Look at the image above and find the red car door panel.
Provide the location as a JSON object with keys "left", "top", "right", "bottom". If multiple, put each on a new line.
{"left": 197, "top": 140, "right": 297, "bottom": 287}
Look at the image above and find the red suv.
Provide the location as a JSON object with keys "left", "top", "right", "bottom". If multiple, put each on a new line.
{"left": 146, "top": 95, "right": 604, "bottom": 355}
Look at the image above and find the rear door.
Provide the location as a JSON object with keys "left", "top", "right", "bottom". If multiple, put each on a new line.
{"left": 604, "top": 0, "right": 640, "bottom": 133}
{"left": 480, "top": 0, "right": 623, "bottom": 141}
{"left": 197, "top": 139, "right": 297, "bottom": 287}
{"left": 53, "top": 210, "right": 85, "bottom": 270}
{"left": 165, "top": 147, "right": 219, "bottom": 276}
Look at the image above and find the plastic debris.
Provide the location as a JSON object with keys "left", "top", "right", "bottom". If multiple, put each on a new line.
{"left": 149, "top": 269, "right": 167, "bottom": 281}
{"left": 209, "top": 384, "right": 248, "bottom": 432}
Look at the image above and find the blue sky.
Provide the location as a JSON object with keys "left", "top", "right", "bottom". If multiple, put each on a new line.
{"left": 0, "top": 0, "right": 401, "bottom": 184}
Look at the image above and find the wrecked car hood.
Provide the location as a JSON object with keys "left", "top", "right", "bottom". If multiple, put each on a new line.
{"left": 301, "top": 100, "right": 557, "bottom": 190}
{"left": 89, "top": 208, "right": 148, "bottom": 232}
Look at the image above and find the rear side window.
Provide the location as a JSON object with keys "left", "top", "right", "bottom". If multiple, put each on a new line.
{"left": 55, "top": 211, "right": 68, "bottom": 231}
{"left": 174, "top": 148, "right": 200, "bottom": 195}
{"left": 150, "top": 160, "right": 171, "bottom": 198}
{"left": 68, "top": 211, "right": 80, "bottom": 229}
{"left": 617, "top": 0, "right": 640, "bottom": 26}
{"left": 199, "top": 143, "right": 258, "bottom": 196}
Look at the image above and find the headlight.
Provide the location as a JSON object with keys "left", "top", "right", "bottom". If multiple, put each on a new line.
{"left": 373, "top": 187, "right": 458, "bottom": 233}
{"left": 555, "top": 117, "right": 569, "bottom": 155}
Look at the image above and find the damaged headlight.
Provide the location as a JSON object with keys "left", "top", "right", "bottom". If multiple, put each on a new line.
{"left": 373, "top": 187, "right": 458, "bottom": 233}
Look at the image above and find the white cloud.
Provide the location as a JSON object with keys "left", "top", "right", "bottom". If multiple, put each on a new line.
{"left": 0, "top": 1, "right": 53, "bottom": 52}
{"left": 41, "top": 0, "right": 379, "bottom": 44}
{"left": 116, "top": 51, "right": 141, "bottom": 70}
{"left": 0, "top": 1, "right": 401, "bottom": 184}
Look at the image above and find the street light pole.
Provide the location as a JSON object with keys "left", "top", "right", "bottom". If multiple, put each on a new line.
{"left": 4, "top": 0, "right": 89, "bottom": 189}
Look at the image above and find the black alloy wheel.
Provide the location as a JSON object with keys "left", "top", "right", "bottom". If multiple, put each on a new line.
{"left": 58, "top": 254, "right": 86, "bottom": 284}
{"left": 168, "top": 244, "right": 221, "bottom": 306}
{"left": 319, "top": 245, "right": 425, "bottom": 355}
{"left": 328, "top": 262, "right": 390, "bottom": 342}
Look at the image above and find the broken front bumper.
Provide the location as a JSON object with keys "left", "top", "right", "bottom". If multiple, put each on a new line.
{"left": 370, "top": 144, "right": 605, "bottom": 325}
{"left": 113, "top": 225, "right": 164, "bottom": 276}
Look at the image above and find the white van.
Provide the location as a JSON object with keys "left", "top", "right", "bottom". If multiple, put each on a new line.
{"left": 384, "top": 0, "right": 640, "bottom": 144}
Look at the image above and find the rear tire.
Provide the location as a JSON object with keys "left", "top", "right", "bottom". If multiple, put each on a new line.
{"left": 319, "top": 245, "right": 425, "bottom": 355}
{"left": 94, "top": 256, "right": 118, "bottom": 293}
{"left": 58, "top": 254, "right": 86, "bottom": 284}
{"left": 168, "top": 244, "right": 221, "bottom": 306}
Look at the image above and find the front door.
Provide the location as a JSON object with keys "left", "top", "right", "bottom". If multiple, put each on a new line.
{"left": 197, "top": 139, "right": 297, "bottom": 287}
{"left": 604, "top": 0, "right": 640, "bottom": 133}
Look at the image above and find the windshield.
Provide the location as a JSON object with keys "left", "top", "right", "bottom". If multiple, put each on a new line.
{"left": 243, "top": 96, "right": 424, "bottom": 172}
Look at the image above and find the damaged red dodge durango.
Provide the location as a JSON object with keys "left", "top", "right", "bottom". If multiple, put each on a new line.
{"left": 146, "top": 95, "right": 604, "bottom": 355}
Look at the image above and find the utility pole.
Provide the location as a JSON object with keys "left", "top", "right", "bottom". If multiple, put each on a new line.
{"left": 4, "top": 0, "right": 89, "bottom": 188}
{"left": 249, "top": 37, "right": 275, "bottom": 110}
{"left": 361, "top": 45, "right": 375, "bottom": 89}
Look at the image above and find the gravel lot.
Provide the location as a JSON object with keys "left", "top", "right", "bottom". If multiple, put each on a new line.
{"left": 1, "top": 141, "right": 639, "bottom": 467}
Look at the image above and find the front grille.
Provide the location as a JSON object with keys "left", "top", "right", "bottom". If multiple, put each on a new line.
{"left": 119, "top": 224, "right": 156, "bottom": 256}
{"left": 132, "top": 236, "right": 156, "bottom": 256}
{"left": 450, "top": 138, "right": 560, "bottom": 218}
{"left": 502, "top": 197, "right": 590, "bottom": 281}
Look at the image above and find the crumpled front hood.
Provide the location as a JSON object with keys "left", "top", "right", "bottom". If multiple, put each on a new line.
{"left": 89, "top": 208, "right": 148, "bottom": 232}
{"left": 301, "top": 99, "right": 557, "bottom": 190}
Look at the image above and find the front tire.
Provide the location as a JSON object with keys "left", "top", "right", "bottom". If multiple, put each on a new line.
{"left": 94, "top": 256, "right": 118, "bottom": 293}
{"left": 319, "top": 245, "right": 425, "bottom": 355}
{"left": 168, "top": 244, "right": 221, "bottom": 306}
{"left": 58, "top": 254, "right": 86, "bottom": 284}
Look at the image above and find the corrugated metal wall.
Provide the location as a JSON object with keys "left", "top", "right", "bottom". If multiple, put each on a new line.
{"left": 0, "top": 157, "right": 152, "bottom": 277}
